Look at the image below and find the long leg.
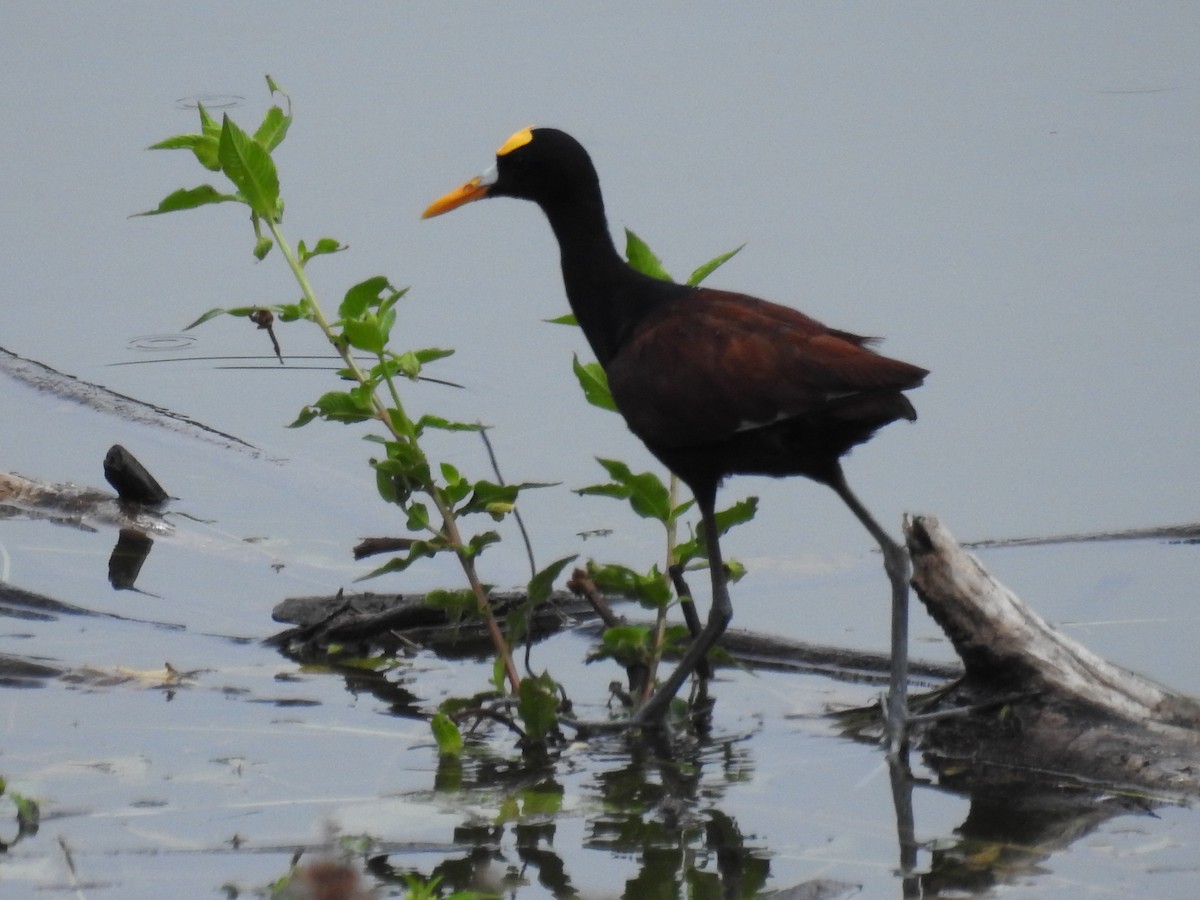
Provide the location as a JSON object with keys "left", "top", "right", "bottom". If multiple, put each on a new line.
{"left": 828, "top": 468, "right": 910, "bottom": 755}
{"left": 669, "top": 564, "right": 713, "bottom": 680}
{"left": 635, "top": 494, "right": 730, "bottom": 724}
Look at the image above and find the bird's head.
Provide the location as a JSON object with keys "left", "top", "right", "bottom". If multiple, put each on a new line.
{"left": 423, "top": 127, "right": 599, "bottom": 218}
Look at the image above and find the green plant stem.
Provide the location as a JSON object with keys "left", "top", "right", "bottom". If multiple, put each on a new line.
{"left": 266, "top": 219, "right": 521, "bottom": 693}
{"left": 639, "top": 474, "right": 683, "bottom": 701}
{"left": 643, "top": 610, "right": 669, "bottom": 705}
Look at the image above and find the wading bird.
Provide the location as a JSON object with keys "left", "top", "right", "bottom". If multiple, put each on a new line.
{"left": 424, "top": 128, "right": 926, "bottom": 746}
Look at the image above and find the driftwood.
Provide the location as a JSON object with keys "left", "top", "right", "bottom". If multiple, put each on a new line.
{"left": 268, "top": 590, "right": 594, "bottom": 660}
{"left": 271, "top": 513, "right": 1200, "bottom": 796}
{"left": 0, "top": 446, "right": 172, "bottom": 533}
{"left": 905, "top": 514, "right": 1200, "bottom": 796}
{"left": 0, "top": 447, "right": 172, "bottom": 591}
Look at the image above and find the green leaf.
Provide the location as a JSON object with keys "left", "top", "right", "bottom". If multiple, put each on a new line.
{"left": 440, "top": 466, "right": 472, "bottom": 505}
{"left": 183, "top": 306, "right": 233, "bottom": 330}
{"left": 197, "top": 101, "right": 220, "bottom": 139}
{"left": 677, "top": 496, "right": 758, "bottom": 566}
{"left": 148, "top": 130, "right": 222, "bottom": 171}
{"left": 414, "top": 414, "right": 484, "bottom": 434}
{"left": 299, "top": 389, "right": 376, "bottom": 424}
{"left": 394, "top": 350, "right": 423, "bottom": 379}
{"left": 384, "top": 407, "right": 418, "bottom": 441}
{"left": 289, "top": 405, "right": 319, "bottom": 428}
{"left": 369, "top": 354, "right": 452, "bottom": 387}
{"left": 670, "top": 497, "right": 696, "bottom": 520}
{"left": 297, "top": 237, "right": 346, "bottom": 265}
{"left": 377, "top": 307, "right": 397, "bottom": 345}
{"left": 724, "top": 557, "right": 747, "bottom": 583}
{"left": 133, "top": 184, "right": 240, "bottom": 217}
{"left": 624, "top": 228, "right": 673, "bottom": 281}
{"left": 342, "top": 314, "right": 387, "bottom": 354}
{"left": 357, "top": 540, "right": 441, "bottom": 579}
{"left": 254, "top": 104, "right": 292, "bottom": 153}
{"left": 591, "top": 623, "right": 653, "bottom": 666}
{"left": 196, "top": 103, "right": 223, "bottom": 169}
{"left": 405, "top": 501, "right": 430, "bottom": 532}
{"left": 712, "top": 495, "right": 759, "bottom": 533}
{"left": 687, "top": 243, "right": 745, "bottom": 286}
{"left": 430, "top": 712, "right": 464, "bottom": 756}
{"left": 147, "top": 133, "right": 207, "bottom": 151}
{"left": 575, "top": 481, "right": 631, "bottom": 501}
{"left": 339, "top": 275, "right": 391, "bottom": 319}
{"left": 545, "top": 312, "right": 578, "bottom": 326}
{"left": 527, "top": 555, "right": 578, "bottom": 606}
{"left": 276, "top": 297, "right": 313, "bottom": 322}
{"left": 425, "top": 588, "right": 477, "bottom": 622}
{"left": 218, "top": 114, "right": 280, "bottom": 219}
{"left": 588, "top": 561, "right": 672, "bottom": 609}
{"left": 377, "top": 284, "right": 410, "bottom": 318}
{"left": 591, "top": 458, "right": 672, "bottom": 523}
{"left": 375, "top": 438, "right": 429, "bottom": 473}
{"left": 458, "top": 480, "right": 555, "bottom": 519}
{"left": 572, "top": 355, "right": 617, "bottom": 412}
{"left": 602, "top": 624, "right": 652, "bottom": 651}
{"left": 464, "top": 530, "right": 501, "bottom": 558}
{"left": 490, "top": 655, "right": 507, "bottom": 692}
{"left": 460, "top": 481, "right": 516, "bottom": 513}
{"left": 517, "top": 672, "right": 560, "bottom": 740}
{"left": 372, "top": 460, "right": 410, "bottom": 504}
{"left": 412, "top": 346, "right": 454, "bottom": 365}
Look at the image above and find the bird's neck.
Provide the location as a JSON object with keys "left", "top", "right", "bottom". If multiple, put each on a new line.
{"left": 540, "top": 192, "right": 676, "bottom": 368}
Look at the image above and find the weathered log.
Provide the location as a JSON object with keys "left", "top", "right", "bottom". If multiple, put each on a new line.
{"left": 0, "top": 450, "right": 173, "bottom": 535}
{"left": 268, "top": 590, "right": 594, "bottom": 659}
{"left": 906, "top": 514, "right": 1200, "bottom": 796}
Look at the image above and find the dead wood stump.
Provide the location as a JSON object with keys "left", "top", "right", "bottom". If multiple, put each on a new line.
{"left": 906, "top": 514, "right": 1200, "bottom": 796}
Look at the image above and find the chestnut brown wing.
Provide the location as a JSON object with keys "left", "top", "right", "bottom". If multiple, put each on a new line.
{"left": 606, "top": 289, "right": 926, "bottom": 449}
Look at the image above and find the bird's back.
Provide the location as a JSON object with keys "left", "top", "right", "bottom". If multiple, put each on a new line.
{"left": 604, "top": 288, "right": 926, "bottom": 488}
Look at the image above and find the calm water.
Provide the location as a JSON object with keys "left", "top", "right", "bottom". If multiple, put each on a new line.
{"left": 1, "top": 5, "right": 1198, "bottom": 897}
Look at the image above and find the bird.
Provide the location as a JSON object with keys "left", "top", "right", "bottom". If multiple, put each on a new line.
{"left": 424, "top": 127, "right": 927, "bottom": 746}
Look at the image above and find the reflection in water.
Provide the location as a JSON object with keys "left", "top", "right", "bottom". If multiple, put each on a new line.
{"left": 108, "top": 527, "right": 154, "bottom": 590}
{"left": 888, "top": 752, "right": 920, "bottom": 900}
{"left": 586, "top": 731, "right": 770, "bottom": 899}
{"left": 919, "top": 776, "right": 1163, "bottom": 896}
{"left": 363, "top": 727, "right": 774, "bottom": 899}
{"left": 279, "top": 636, "right": 1194, "bottom": 899}
{"left": 836, "top": 706, "right": 1184, "bottom": 898}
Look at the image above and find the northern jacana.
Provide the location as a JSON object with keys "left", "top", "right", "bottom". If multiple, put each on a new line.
{"left": 424, "top": 128, "right": 926, "bottom": 745}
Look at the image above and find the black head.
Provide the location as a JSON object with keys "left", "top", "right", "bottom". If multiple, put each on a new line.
{"left": 423, "top": 127, "right": 601, "bottom": 218}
